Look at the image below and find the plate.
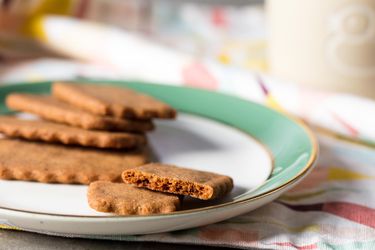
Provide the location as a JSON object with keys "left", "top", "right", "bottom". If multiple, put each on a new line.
{"left": 0, "top": 81, "right": 318, "bottom": 235}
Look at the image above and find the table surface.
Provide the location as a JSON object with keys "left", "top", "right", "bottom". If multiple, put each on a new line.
{"left": 0, "top": 229, "right": 237, "bottom": 250}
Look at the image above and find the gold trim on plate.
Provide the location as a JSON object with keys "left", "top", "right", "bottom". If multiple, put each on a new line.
{"left": 0, "top": 111, "right": 319, "bottom": 219}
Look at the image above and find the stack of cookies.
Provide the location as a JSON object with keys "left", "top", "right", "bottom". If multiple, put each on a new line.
{"left": 0, "top": 82, "right": 176, "bottom": 184}
{"left": 0, "top": 82, "right": 233, "bottom": 215}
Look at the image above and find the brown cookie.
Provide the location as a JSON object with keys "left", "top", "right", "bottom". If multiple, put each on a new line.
{"left": 0, "top": 139, "right": 151, "bottom": 184}
{"left": 122, "top": 163, "right": 233, "bottom": 200}
{"left": 5, "top": 93, "right": 154, "bottom": 132}
{"left": 52, "top": 82, "right": 177, "bottom": 120}
{"left": 0, "top": 116, "right": 146, "bottom": 149}
{"left": 87, "top": 181, "right": 180, "bottom": 215}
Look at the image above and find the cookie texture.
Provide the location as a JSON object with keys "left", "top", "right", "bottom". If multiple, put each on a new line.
{"left": 122, "top": 163, "right": 233, "bottom": 200}
{"left": 0, "top": 116, "right": 146, "bottom": 149}
{"left": 5, "top": 94, "right": 154, "bottom": 132}
{"left": 52, "top": 82, "right": 177, "bottom": 120}
{"left": 87, "top": 181, "right": 180, "bottom": 215}
{"left": 0, "top": 139, "right": 150, "bottom": 184}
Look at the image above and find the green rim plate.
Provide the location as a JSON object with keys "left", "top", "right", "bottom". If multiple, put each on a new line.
{"left": 0, "top": 80, "right": 318, "bottom": 212}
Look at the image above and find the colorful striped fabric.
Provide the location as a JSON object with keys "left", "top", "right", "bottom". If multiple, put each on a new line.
{"left": 2, "top": 134, "right": 374, "bottom": 249}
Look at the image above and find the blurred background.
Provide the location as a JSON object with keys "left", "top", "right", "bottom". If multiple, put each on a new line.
{"left": 0, "top": 0, "right": 266, "bottom": 81}
{"left": 2, "top": 0, "right": 375, "bottom": 99}
{"left": 1, "top": 0, "right": 375, "bottom": 145}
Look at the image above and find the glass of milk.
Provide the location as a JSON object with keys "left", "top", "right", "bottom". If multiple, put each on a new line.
{"left": 267, "top": 0, "right": 375, "bottom": 99}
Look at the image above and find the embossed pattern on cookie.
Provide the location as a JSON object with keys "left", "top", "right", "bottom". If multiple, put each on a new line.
{"left": 0, "top": 116, "right": 146, "bottom": 149}
{"left": 0, "top": 139, "right": 151, "bottom": 184}
{"left": 87, "top": 181, "right": 180, "bottom": 215}
{"left": 6, "top": 94, "right": 154, "bottom": 132}
{"left": 53, "top": 83, "right": 177, "bottom": 120}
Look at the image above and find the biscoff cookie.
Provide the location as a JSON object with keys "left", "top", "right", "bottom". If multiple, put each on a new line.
{"left": 5, "top": 94, "right": 154, "bottom": 132}
{"left": 0, "top": 139, "right": 151, "bottom": 184}
{"left": 122, "top": 163, "right": 233, "bottom": 200}
{"left": 0, "top": 116, "right": 146, "bottom": 149}
{"left": 87, "top": 181, "right": 180, "bottom": 215}
{"left": 52, "top": 82, "right": 177, "bottom": 120}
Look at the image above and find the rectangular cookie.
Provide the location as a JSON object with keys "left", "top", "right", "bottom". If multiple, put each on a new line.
{"left": 122, "top": 163, "right": 233, "bottom": 200}
{"left": 0, "top": 139, "right": 151, "bottom": 184}
{"left": 88, "top": 181, "right": 180, "bottom": 215}
{"left": 52, "top": 82, "right": 177, "bottom": 120}
{"left": 0, "top": 116, "right": 146, "bottom": 149}
{"left": 5, "top": 93, "right": 154, "bottom": 132}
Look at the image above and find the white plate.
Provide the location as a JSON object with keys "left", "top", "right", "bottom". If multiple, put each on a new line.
{"left": 0, "top": 82, "right": 317, "bottom": 236}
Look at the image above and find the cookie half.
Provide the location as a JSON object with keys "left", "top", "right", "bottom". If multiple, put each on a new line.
{"left": 52, "top": 82, "right": 177, "bottom": 120}
{"left": 122, "top": 163, "right": 233, "bottom": 200}
{"left": 0, "top": 116, "right": 146, "bottom": 149}
{"left": 87, "top": 181, "right": 180, "bottom": 215}
{"left": 5, "top": 94, "right": 154, "bottom": 132}
{"left": 0, "top": 139, "right": 150, "bottom": 184}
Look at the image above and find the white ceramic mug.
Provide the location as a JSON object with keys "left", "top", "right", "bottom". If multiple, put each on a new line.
{"left": 267, "top": 0, "right": 375, "bottom": 99}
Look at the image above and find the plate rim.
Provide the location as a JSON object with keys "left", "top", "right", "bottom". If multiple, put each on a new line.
{"left": 0, "top": 81, "right": 318, "bottom": 220}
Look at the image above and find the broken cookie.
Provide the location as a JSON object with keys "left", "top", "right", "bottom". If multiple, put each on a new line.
{"left": 122, "top": 163, "right": 233, "bottom": 200}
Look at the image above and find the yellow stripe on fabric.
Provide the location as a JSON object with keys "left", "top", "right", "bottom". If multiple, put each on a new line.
{"left": 0, "top": 224, "right": 21, "bottom": 231}
{"left": 265, "top": 95, "right": 284, "bottom": 112}
{"left": 280, "top": 190, "right": 326, "bottom": 202}
{"left": 263, "top": 219, "right": 320, "bottom": 233}
{"left": 29, "top": 0, "right": 72, "bottom": 16}
{"left": 28, "top": 16, "right": 47, "bottom": 41}
{"left": 280, "top": 187, "right": 361, "bottom": 202}
{"left": 229, "top": 217, "right": 320, "bottom": 233}
{"left": 328, "top": 167, "right": 372, "bottom": 181}
{"left": 23, "top": 0, "right": 73, "bottom": 38}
